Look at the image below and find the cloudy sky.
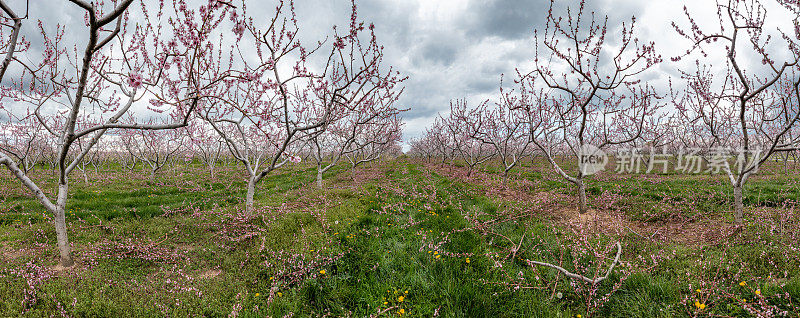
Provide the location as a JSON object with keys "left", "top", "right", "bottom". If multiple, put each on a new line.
{"left": 5, "top": 0, "right": 798, "bottom": 148}
{"left": 286, "top": 0, "right": 796, "bottom": 145}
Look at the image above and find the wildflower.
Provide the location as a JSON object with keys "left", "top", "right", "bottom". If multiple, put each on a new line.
{"left": 699, "top": 303, "right": 706, "bottom": 309}
{"left": 277, "top": 292, "right": 282, "bottom": 296}
{"left": 696, "top": 289, "right": 701, "bottom": 293}
{"left": 255, "top": 293, "right": 260, "bottom": 297}
{"left": 398, "top": 295, "right": 404, "bottom": 302}
{"left": 577, "top": 315, "right": 581, "bottom": 318}
{"left": 466, "top": 258, "right": 470, "bottom": 263}
{"left": 694, "top": 301, "right": 701, "bottom": 308}
{"left": 399, "top": 308, "right": 405, "bottom": 314}
{"left": 319, "top": 270, "right": 326, "bottom": 275}
{"left": 755, "top": 290, "right": 761, "bottom": 295}
{"left": 739, "top": 281, "right": 746, "bottom": 286}
{"left": 435, "top": 255, "right": 440, "bottom": 259}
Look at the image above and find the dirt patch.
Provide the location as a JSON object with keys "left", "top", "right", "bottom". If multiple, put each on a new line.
{"left": 199, "top": 269, "right": 222, "bottom": 279}
{"left": 51, "top": 264, "right": 73, "bottom": 271}
{"left": 566, "top": 209, "right": 609, "bottom": 226}
{"left": 50, "top": 261, "right": 81, "bottom": 276}
{"left": 556, "top": 207, "right": 744, "bottom": 247}
{"left": 1, "top": 243, "right": 25, "bottom": 262}
{"left": 424, "top": 162, "right": 748, "bottom": 246}
{"left": 174, "top": 244, "right": 196, "bottom": 252}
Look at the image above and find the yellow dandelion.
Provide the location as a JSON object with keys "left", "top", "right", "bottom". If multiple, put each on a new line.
{"left": 319, "top": 269, "right": 326, "bottom": 275}
{"left": 397, "top": 295, "right": 404, "bottom": 302}
{"left": 755, "top": 290, "right": 761, "bottom": 295}
{"left": 699, "top": 303, "right": 706, "bottom": 310}
{"left": 466, "top": 258, "right": 470, "bottom": 263}
{"left": 739, "top": 281, "right": 746, "bottom": 286}
{"left": 255, "top": 293, "right": 260, "bottom": 297}
{"left": 277, "top": 292, "right": 283, "bottom": 296}
{"left": 435, "top": 255, "right": 440, "bottom": 259}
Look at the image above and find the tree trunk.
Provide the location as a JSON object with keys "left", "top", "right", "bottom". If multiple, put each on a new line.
{"left": 55, "top": 183, "right": 74, "bottom": 267}
{"left": 577, "top": 180, "right": 588, "bottom": 214}
{"left": 246, "top": 177, "right": 256, "bottom": 214}
{"left": 734, "top": 185, "right": 744, "bottom": 225}
{"left": 317, "top": 165, "right": 324, "bottom": 188}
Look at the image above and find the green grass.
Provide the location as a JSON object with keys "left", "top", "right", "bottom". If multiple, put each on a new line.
{"left": 0, "top": 158, "right": 798, "bottom": 317}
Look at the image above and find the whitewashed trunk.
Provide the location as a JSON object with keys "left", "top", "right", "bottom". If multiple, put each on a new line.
{"left": 316, "top": 167, "right": 324, "bottom": 188}
{"left": 246, "top": 177, "right": 256, "bottom": 214}
{"left": 55, "top": 184, "right": 74, "bottom": 267}
{"left": 734, "top": 185, "right": 744, "bottom": 225}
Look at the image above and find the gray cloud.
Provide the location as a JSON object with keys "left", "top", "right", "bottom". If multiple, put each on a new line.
{"left": 460, "top": 0, "right": 548, "bottom": 39}
{"left": 416, "top": 33, "right": 461, "bottom": 67}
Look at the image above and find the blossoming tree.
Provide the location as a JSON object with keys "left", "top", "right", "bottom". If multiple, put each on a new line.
{"left": 342, "top": 113, "right": 403, "bottom": 170}
{"left": 511, "top": 0, "right": 661, "bottom": 214}
{"left": 120, "top": 120, "right": 187, "bottom": 180}
{"left": 672, "top": 0, "right": 800, "bottom": 224}
{"left": 441, "top": 99, "right": 496, "bottom": 176}
{"left": 0, "top": 0, "right": 233, "bottom": 267}
{"left": 0, "top": 109, "right": 50, "bottom": 174}
{"left": 185, "top": 119, "right": 226, "bottom": 179}
{"left": 308, "top": 104, "right": 404, "bottom": 188}
{"left": 200, "top": 1, "right": 405, "bottom": 211}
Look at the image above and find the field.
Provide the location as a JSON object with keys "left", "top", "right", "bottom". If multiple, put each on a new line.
{"left": 1, "top": 158, "right": 798, "bottom": 317}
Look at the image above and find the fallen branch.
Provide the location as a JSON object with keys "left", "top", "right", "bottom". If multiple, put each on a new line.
{"left": 527, "top": 241, "right": 622, "bottom": 285}
{"left": 623, "top": 225, "right": 660, "bottom": 241}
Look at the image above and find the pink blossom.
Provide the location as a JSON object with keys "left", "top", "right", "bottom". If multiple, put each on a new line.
{"left": 127, "top": 73, "right": 143, "bottom": 88}
{"left": 233, "top": 22, "right": 245, "bottom": 37}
